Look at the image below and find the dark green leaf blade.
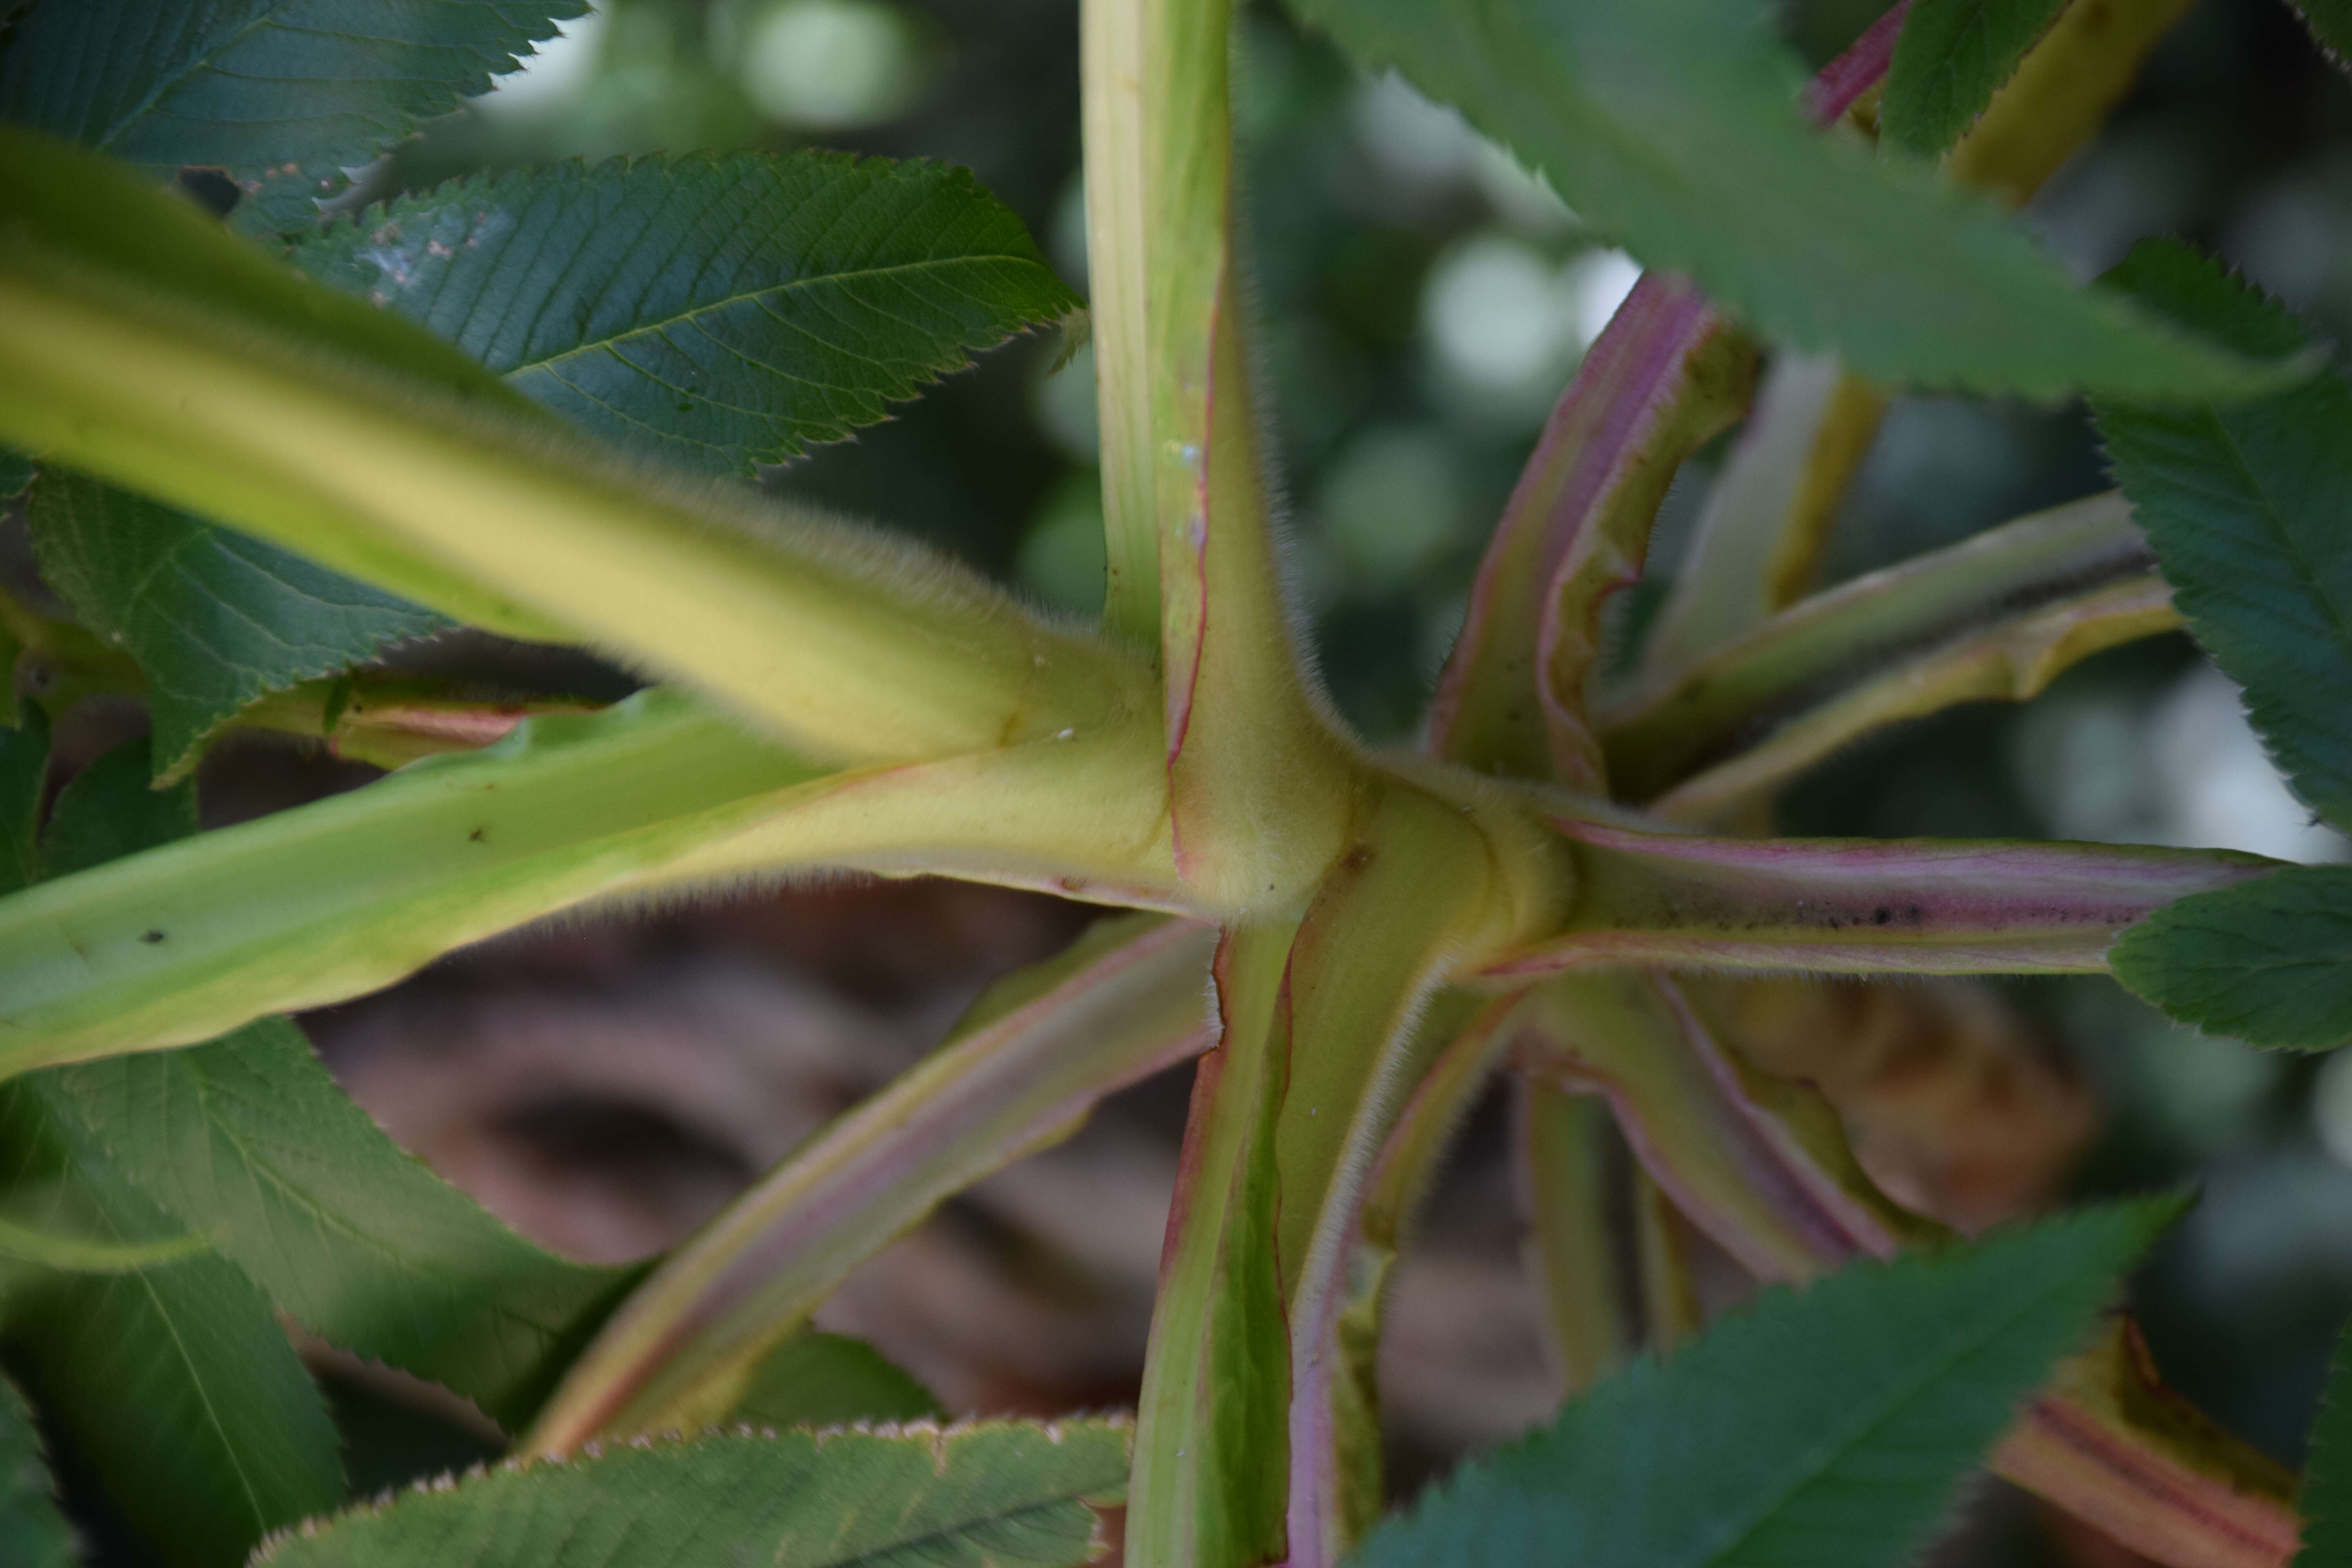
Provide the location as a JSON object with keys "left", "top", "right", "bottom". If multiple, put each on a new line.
{"left": 52, "top": 1021, "right": 639, "bottom": 1432}
{"left": 0, "top": 710, "right": 44, "bottom": 895}
{"left": 0, "top": 1374, "right": 74, "bottom": 1568}
{"left": 2111, "top": 866, "right": 2352, "bottom": 1050}
{"left": 728, "top": 1332, "right": 942, "bottom": 1430}
{"left": 291, "top": 154, "right": 1084, "bottom": 474}
{"left": 1284, "top": 0, "right": 2274, "bottom": 396}
{"left": 253, "top": 1420, "right": 1130, "bottom": 1568}
{"left": 2299, "top": 1318, "right": 2352, "bottom": 1565}
{"left": 28, "top": 472, "right": 446, "bottom": 783}
{"left": 2092, "top": 241, "right": 2352, "bottom": 830}
{"left": 0, "top": 1080, "right": 346, "bottom": 1568}
{"left": 1352, "top": 1201, "right": 2175, "bottom": 1568}
{"left": 0, "top": 0, "right": 586, "bottom": 231}
{"left": 1883, "top": 0, "right": 2068, "bottom": 157}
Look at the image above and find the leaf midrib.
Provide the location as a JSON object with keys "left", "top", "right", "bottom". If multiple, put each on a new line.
{"left": 505, "top": 253, "right": 1049, "bottom": 377}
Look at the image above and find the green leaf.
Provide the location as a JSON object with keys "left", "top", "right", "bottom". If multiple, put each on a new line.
{"left": 291, "top": 154, "right": 1083, "bottom": 475}
{"left": 2110, "top": 866, "right": 2352, "bottom": 1051}
{"left": 1883, "top": 0, "right": 2069, "bottom": 158}
{"left": 2287, "top": 2, "right": 2352, "bottom": 74}
{"left": 0, "top": 1374, "right": 73, "bottom": 1568}
{"left": 0, "top": 448, "right": 29, "bottom": 500}
{"left": 2092, "top": 241, "right": 2352, "bottom": 831}
{"left": 1284, "top": 0, "right": 2276, "bottom": 396}
{"left": 53, "top": 1020, "right": 638, "bottom": 1430}
{"left": 1351, "top": 1201, "right": 2177, "bottom": 1568}
{"left": 254, "top": 1420, "right": 1130, "bottom": 1568}
{"left": 26, "top": 725, "right": 638, "bottom": 1428}
{"left": 0, "top": 710, "right": 44, "bottom": 897}
{"left": 2298, "top": 1318, "right": 2352, "bottom": 1566}
{"left": 29, "top": 471, "right": 446, "bottom": 783}
{"left": 727, "top": 1332, "right": 942, "bottom": 1430}
{"left": 0, "top": 0, "right": 586, "bottom": 232}
{"left": 0, "top": 1080, "right": 345, "bottom": 1568}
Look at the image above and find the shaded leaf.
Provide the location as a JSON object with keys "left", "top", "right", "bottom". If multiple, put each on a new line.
{"left": 54, "top": 1020, "right": 638, "bottom": 1430}
{"left": 2298, "top": 1318, "right": 2352, "bottom": 1565}
{"left": 2110, "top": 866, "right": 2352, "bottom": 1050}
{"left": 0, "top": 448, "right": 28, "bottom": 500}
{"left": 1284, "top": 0, "right": 2277, "bottom": 396}
{"left": 1883, "top": 0, "right": 2068, "bottom": 157}
{"left": 727, "top": 1332, "right": 941, "bottom": 1430}
{"left": 255, "top": 1420, "right": 1130, "bottom": 1568}
{"left": 2093, "top": 240, "right": 2352, "bottom": 831}
{"left": 0, "top": 0, "right": 586, "bottom": 232}
{"left": 0, "top": 710, "right": 42, "bottom": 896}
{"left": 292, "top": 154, "right": 1083, "bottom": 474}
{"left": 29, "top": 471, "right": 446, "bottom": 783}
{"left": 0, "top": 1080, "right": 345, "bottom": 1568}
{"left": 2288, "top": 2, "right": 2352, "bottom": 74}
{"left": 0, "top": 1374, "right": 73, "bottom": 1568}
{"left": 1352, "top": 1201, "right": 2176, "bottom": 1568}
{"left": 0, "top": 1209, "right": 207, "bottom": 1273}
{"left": 29, "top": 728, "right": 637, "bottom": 1429}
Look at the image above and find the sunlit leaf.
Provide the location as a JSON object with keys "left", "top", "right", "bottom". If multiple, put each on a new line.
{"left": 1287, "top": 0, "right": 2277, "bottom": 396}
{"left": 0, "top": 0, "right": 586, "bottom": 232}
{"left": 292, "top": 154, "right": 1082, "bottom": 475}
{"left": 1353, "top": 1201, "right": 2177, "bottom": 1568}
{"left": 2094, "top": 240, "right": 2352, "bottom": 832}
{"left": 255, "top": 1420, "right": 1129, "bottom": 1568}
{"left": 2110, "top": 866, "right": 2352, "bottom": 1051}
{"left": 0, "top": 1374, "right": 72, "bottom": 1568}
{"left": 28, "top": 472, "right": 445, "bottom": 783}
{"left": 1883, "top": 0, "right": 2068, "bottom": 157}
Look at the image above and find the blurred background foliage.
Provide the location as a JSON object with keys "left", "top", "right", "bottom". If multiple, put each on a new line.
{"left": 72, "top": 0, "right": 2352, "bottom": 1535}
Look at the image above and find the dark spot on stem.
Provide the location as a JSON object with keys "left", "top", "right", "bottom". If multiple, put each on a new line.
{"left": 1873, "top": 906, "right": 1891, "bottom": 926}
{"left": 140, "top": 930, "right": 166, "bottom": 944}
{"left": 469, "top": 827, "right": 488, "bottom": 843}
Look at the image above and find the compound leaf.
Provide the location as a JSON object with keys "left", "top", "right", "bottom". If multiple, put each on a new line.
{"left": 0, "top": 1374, "right": 72, "bottom": 1568}
{"left": 1883, "top": 0, "right": 2068, "bottom": 158}
{"left": 1285, "top": 0, "right": 2275, "bottom": 396}
{"left": 28, "top": 471, "right": 446, "bottom": 783}
{"left": 254, "top": 1420, "right": 1130, "bottom": 1568}
{"left": 292, "top": 154, "right": 1083, "bottom": 475}
{"left": 0, "top": 0, "right": 586, "bottom": 232}
{"left": 2111, "top": 866, "right": 2352, "bottom": 1051}
{"left": 2092, "top": 241, "right": 2352, "bottom": 831}
{"left": 1353, "top": 1201, "right": 2176, "bottom": 1568}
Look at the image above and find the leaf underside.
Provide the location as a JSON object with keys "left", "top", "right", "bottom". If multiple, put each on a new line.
{"left": 2298, "top": 1319, "right": 2352, "bottom": 1566}
{"left": 1352, "top": 1202, "right": 2174, "bottom": 1568}
{"left": 291, "top": 154, "right": 1083, "bottom": 475}
{"left": 254, "top": 1421, "right": 1131, "bottom": 1568}
{"left": 0, "top": 0, "right": 587, "bottom": 232}
{"left": 0, "top": 1375, "right": 73, "bottom": 1568}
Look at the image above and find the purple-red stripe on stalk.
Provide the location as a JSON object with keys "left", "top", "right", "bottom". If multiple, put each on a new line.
{"left": 1490, "top": 817, "right": 2277, "bottom": 978}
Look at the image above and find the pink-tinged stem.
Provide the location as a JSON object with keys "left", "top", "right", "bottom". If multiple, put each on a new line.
{"left": 1487, "top": 818, "right": 2276, "bottom": 977}
{"left": 1514, "top": 974, "right": 1907, "bottom": 1281}
{"left": 1992, "top": 1322, "right": 2299, "bottom": 1568}
{"left": 1803, "top": 3, "right": 1911, "bottom": 127}
{"left": 525, "top": 914, "right": 1216, "bottom": 1453}
{"left": 1429, "top": 4, "right": 1908, "bottom": 788}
